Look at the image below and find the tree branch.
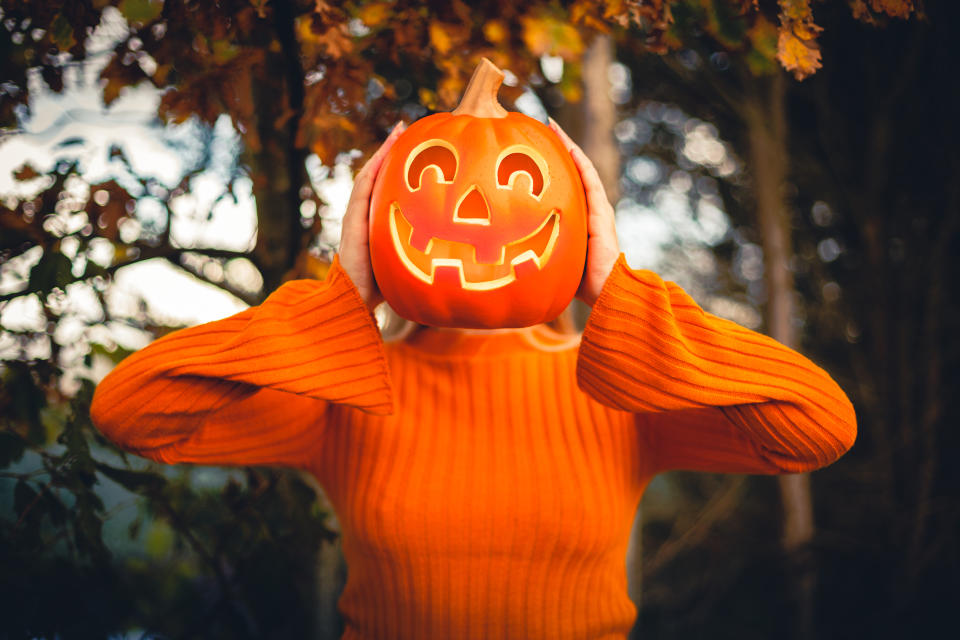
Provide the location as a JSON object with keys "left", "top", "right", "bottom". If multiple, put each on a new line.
{"left": 0, "top": 245, "right": 257, "bottom": 306}
{"left": 644, "top": 476, "right": 746, "bottom": 576}
{"left": 163, "top": 255, "right": 262, "bottom": 307}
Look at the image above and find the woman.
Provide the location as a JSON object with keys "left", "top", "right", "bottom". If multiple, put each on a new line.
{"left": 90, "top": 120, "right": 856, "bottom": 639}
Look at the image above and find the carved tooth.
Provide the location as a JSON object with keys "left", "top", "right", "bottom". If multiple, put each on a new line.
{"left": 512, "top": 256, "right": 541, "bottom": 280}
{"left": 432, "top": 262, "right": 465, "bottom": 288}
{"left": 511, "top": 250, "right": 539, "bottom": 266}
{"left": 474, "top": 243, "right": 505, "bottom": 265}
{"left": 408, "top": 227, "right": 434, "bottom": 254}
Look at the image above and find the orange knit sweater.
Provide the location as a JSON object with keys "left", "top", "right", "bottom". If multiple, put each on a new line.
{"left": 90, "top": 255, "right": 856, "bottom": 639}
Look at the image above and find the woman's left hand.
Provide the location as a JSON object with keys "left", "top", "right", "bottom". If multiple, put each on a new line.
{"left": 339, "top": 121, "right": 406, "bottom": 310}
{"left": 548, "top": 118, "right": 621, "bottom": 306}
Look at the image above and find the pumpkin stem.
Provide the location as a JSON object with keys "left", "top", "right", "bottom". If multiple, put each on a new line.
{"left": 451, "top": 58, "right": 508, "bottom": 118}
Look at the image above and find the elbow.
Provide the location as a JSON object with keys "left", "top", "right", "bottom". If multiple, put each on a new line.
{"left": 816, "top": 394, "right": 858, "bottom": 469}
{"left": 89, "top": 373, "right": 127, "bottom": 447}
{"left": 90, "top": 379, "right": 174, "bottom": 462}
{"left": 89, "top": 367, "right": 148, "bottom": 454}
{"left": 767, "top": 404, "right": 858, "bottom": 474}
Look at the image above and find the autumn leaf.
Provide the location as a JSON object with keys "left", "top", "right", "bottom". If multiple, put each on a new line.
{"left": 792, "top": 19, "right": 822, "bottom": 41}
{"left": 419, "top": 87, "right": 438, "bottom": 111}
{"left": 249, "top": 0, "right": 270, "bottom": 19}
{"left": 297, "top": 15, "right": 354, "bottom": 59}
{"left": 869, "top": 0, "right": 917, "bottom": 19}
{"left": 429, "top": 21, "right": 469, "bottom": 57}
{"left": 100, "top": 51, "right": 151, "bottom": 106}
{"left": 436, "top": 60, "right": 466, "bottom": 108}
{"left": 521, "top": 14, "right": 584, "bottom": 60}
{"left": 848, "top": 0, "right": 919, "bottom": 21}
{"left": 357, "top": 2, "right": 392, "bottom": 28}
{"left": 152, "top": 64, "right": 172, "bottom": 85}
{"left": 777, "top": 28, "right": 822, "bottom": 80}
{"left": 86, "top": 180, "right": 134, "bottom": 242}
{"left": 211, "top": 39, "right": 241, "bottom": 64}
{"left": 429, "top": 21, "right": 455, "bottom": 56}
{"left": 778, "top": 0, "right": 814, "bottom": 22}
{"left": 849, "top": 0, "right": 873, "bottom": 21}
{"left": 775, "top": 0, "right": 824, "bottom": 79}
{"left": 482, "top": 20, "right": 508, "bottom": 45}
{"left": 569, "top": 0, "right": 590, "bottom": 24}
{"left": 13, "top": 164, "right": 42, "bottom": 182}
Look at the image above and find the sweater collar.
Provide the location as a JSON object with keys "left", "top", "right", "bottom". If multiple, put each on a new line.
{"left": 398, "top": 324, "right": 580, "bottom": 357}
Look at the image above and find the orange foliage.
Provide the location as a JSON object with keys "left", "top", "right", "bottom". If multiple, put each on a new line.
{"left": 2, "top": 0, "right": 925, "bottom": 177}
{"left": 776, "top": 0, "right": 823, "bottom": 79}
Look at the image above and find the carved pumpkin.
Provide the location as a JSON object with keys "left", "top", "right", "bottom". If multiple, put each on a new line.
{"left": 369, "top": 59, "right": 587, "bottom": 328}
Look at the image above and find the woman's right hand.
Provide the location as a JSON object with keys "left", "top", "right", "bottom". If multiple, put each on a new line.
{"left": 338, "top": 121, "right": 406, "bottom": 310}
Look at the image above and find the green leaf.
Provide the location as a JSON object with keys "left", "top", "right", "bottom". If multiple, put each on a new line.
{"left": 145, "top": 519, "right": 174, "bottom": 557}
{"left": 27, "top": 251, "right": 73, "bottom": 297}
{"left": 118, "top": 0, "right": 165, "bottom": 24}
{"left": 96, "top": 462, "right": 167, "bottom": 494}
{"left": 702, "top": 0, "right": 749, "bottom": 49}
{"left": 50, "top": 13, "right": 76, "bottom": 51}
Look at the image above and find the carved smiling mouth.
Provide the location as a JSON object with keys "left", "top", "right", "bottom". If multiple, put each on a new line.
{"left": 388, "top": 203, "right": 560, "bottom": 291}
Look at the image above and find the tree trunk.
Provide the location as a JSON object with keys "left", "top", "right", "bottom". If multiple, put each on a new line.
{"left": 246, "top": 0, "right": 310, "bottom": 295}
{"left": 246, "top": 5, "right": 339, "bottom": 638}
{"left": 745, "top": 71, "right": 815, "bottom": 640}
{"left": 576, "top": 30, "right": 641, "bottom": 617}
{"left": 581, "top": 36, "right": 620, "bottom": 203}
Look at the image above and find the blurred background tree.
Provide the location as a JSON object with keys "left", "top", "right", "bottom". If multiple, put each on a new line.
{"left": 3, "top": 1, "right": 954, "bottom": 639}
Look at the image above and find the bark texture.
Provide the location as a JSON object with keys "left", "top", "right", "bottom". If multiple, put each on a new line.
{"left": 745, "top": 71, "right": 815, "bottom": 640}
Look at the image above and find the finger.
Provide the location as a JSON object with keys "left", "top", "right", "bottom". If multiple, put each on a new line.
{"left": 568, "top": 148, "right": 617, "bottom": 237}
{"left": 344, "top": 121, "right": 406, "bottom": 222}
{"left": 547, "top": 118, "right": 604, "bottom": 202}
{"left": 569, "top": 146, "right": 605, "bottom": 201}
{"left": 363, "top": 120, "right": 407, "bottom": 178}
{"left": 547, "top": 117, "right": 582, "bottom": 155}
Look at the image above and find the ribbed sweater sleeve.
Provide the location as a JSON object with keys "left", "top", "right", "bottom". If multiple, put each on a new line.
{"left": 89, "top": 256, "right": 392, "bottom": 468}
{"left": 577, "top": 255, "right": 856, "bottom": 474}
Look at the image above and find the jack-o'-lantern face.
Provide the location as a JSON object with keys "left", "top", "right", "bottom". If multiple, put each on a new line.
{"left": 369, "top": 59, "right": 587, "bottom": 328}
{"left": 390, "top": 140, "right": 560, "bottom": 291}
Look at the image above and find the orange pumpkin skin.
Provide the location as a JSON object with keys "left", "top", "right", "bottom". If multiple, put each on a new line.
{"left": 369, "top": 65, "right": 587, "bottom": 328}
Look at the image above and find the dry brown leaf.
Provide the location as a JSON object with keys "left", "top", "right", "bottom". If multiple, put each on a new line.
{"left": 869, "top": 0, "right": 916, "bottom": 18}
{"left": 777, "top": 28, "right": 822, "bottom": 80}
{"left": 429, "top": 21, "right": 454, "bottom": 55}
{"left": 520, "top": 14, "right": 584, "bottom": 60}
{"left": 357, "top": 2, "right": 392, "bottom": 27}
{"left": 482, "top": 20, "right": 507, "bottom": 45}
{"left": 779, "top": 0, "right": 814, "bottom": 22}
{"left": 13, "top": 164, "right": 42, "bottom": 182}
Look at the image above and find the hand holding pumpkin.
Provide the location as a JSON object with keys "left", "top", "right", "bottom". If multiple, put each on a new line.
{"left": 547, "top": 118, "right": 621, "bottom": 307}
{"left": 339, "top": 121, "right": 406, "bottom": 310}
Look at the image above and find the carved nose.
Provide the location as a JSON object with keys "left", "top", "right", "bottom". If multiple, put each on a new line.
{"left": 453, "top": 185, "right": 491, "bottom": 225}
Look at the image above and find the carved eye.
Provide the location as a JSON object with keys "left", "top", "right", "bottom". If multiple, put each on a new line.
{"left": 496, "top": 147, "right": 548, "bottom": 199}
{"left": 405, "top": 140, "right": 458, "bottom": 191}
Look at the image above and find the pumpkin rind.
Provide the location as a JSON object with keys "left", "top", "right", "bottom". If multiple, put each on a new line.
{"left": 368, "top": 61, "right": 587, "bottom": 328}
